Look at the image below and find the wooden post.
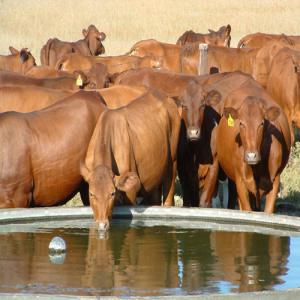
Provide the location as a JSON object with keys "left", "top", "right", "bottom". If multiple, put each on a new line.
{"left": 198, "top": 43, "right": 208, "bottom": 75}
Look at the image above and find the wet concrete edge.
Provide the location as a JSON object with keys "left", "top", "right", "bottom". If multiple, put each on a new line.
{"left": 1, "top": 206, "right": 300, "bottom": 299}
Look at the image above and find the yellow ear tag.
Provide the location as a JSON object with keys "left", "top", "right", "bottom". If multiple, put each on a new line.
{"left": 76, "top": 74, "right": 83, "bottom": 87}
{"left": 227, "top": 113, "right": 235, "bottom": 127}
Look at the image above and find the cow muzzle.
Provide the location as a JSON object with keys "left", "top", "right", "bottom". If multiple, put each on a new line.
{"left": 98, "top": 220, "right": 110, "bottom": 232}
{"left": 244, "top": 151, "right": 261, "bottom": 165}
{"left": 187, "top": 127, "right": 201, "bottom": 141}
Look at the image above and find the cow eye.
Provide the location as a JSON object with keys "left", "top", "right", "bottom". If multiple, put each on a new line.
{"left": 111, "top": 191, "right": 116, "bottom": 197}
{"left": 89, "top": 192, "right": 95, "bottom": 198}
{"left": 240, "top": 122, "right": 245, "bottom": 128}
{"left": 260, "top": 121, "right": 264, "bottom": 127}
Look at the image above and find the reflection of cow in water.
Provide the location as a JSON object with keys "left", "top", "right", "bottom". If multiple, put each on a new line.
{"left": 0, "top": 226, "right": 291, "bottom": 296}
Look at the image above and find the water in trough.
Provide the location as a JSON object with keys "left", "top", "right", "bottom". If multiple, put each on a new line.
{"left": 0, "top": 219, "right": 299, "bottom": 297}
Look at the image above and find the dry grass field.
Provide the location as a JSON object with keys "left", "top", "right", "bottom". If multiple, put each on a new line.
{"left": 1, "top": 0, "right": 300, "bottom": 207}
{"left": 1, "top": 0, "right": 300, "bottom": 62}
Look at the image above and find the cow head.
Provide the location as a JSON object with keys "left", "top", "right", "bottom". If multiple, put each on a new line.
{"left": 82, "top": 24, "right": 106, "bottom": 56}
{"left": 224, "top": 96, "right": 280, "bottom": 165}
{"left": 9, "top": 46, "right": 36, "bottom": 74}
{"left": 81, "top": 164, "right": 141, "bottom": 231}
{"left": 206, "top": 24, "right": 231, "bottom": 47}
{"left": 180, "top": 81, "right": 222, "bottom": 141}
{"left": 75, "top": 63, "right": 109, "bottom": 89}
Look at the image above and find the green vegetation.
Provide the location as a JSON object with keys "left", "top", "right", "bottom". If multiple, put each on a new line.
{"left": 280, "top": 142, "right": 300, "bottom": 204}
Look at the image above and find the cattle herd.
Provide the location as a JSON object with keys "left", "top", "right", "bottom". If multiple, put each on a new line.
{"left": 0, "top": 24, "right": 299, "bottom": 231}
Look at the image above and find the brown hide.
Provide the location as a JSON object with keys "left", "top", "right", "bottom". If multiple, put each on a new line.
{"left": 81, "top": 90, "right": 181, "bottom": 230}
{"left": 0, "top": 86, "right": 73, "bottom": 112}
{"left": 26, "top": 65, "right": 73, "bottom": 78}
{"left": 127, "top": 39, "right": 182, "bottom": 72}
{"left": 267, "top": 47, "right": 300, "bottom": 143}
{"left": 40, "top": 24, "right": 106, "bottom": 67}
{"left": 176, "top": 24, "right": 231, "bottom": 47}
{"left": 237, "top": 32, "right": 300, "bottom": 48}
{"left": 98, "top": 85, "right": 147, "bottom": 108}
{"left": 0, "top": 70, "right": 88, "bottom": 90}
{"left": 114, "top": 67, "right": 228, "bottom": 98}
{"left": 0, "top": 47, "right": 36, "bottom": 74}
{"left": 0, "top": 90, "right": 106, "bottom": 208}
{"left": 216, "top": 79, "right": 291, "bottom": 213}
{"left": 180, "top": 43, "right": 259, "bottom": 75}
{"left": 55, "top": 53, "right": 161, "bottom": 75}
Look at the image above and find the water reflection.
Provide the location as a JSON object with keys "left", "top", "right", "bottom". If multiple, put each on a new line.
{"left": 0, "top": 222, "right": 293, "bottom": 296}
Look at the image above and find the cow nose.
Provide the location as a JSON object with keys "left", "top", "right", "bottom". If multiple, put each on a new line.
{"left": 244, "top": 151, "right": 261, "bottom": 164}
{"left": 187, "top": 127, "right": 201, "bottom": 141}
{"left": 98, "top": 221, "right": 110, "bottom": 232}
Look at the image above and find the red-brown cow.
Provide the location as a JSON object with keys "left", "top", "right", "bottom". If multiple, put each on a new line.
{"left": 237, "top": 32, "right": 300, "bottom": 48}
{"left": 0, "top": 91, "right": 106, "bottom": 208}
{"left": 40, "top": 24, "right": 106, "bottom": 67}
{"left": 176, "top": 24, "right": 231, "bottom": 47}
{"left": 0, "top": 86, "right": 73, "bottom": 112}
{"left": 114, "top": 67, "right": 228, "bottom": 97}
{"left": 127, "top": 39, "right": 182, "bottom": 72}
{"left": 55, "top": 53, "right": 161, "bottom": 75}
{"left": 216, "top": 79, "right": 291, "bottom": 213}
{"left": 267, "top": 47, "right": 300, "bottom": 143}
{"left": 0, "top": 70, "right": 90, "bottom": 90}
{"left": 81, "top": 90, "right": 181, "bottom": 230}
{"left": 0, "top": 47, "right": 36, "bottom": 74}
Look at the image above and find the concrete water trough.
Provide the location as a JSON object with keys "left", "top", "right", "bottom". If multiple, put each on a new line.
{"left": 0, "top": 206, "right": 300, "bottom": 299}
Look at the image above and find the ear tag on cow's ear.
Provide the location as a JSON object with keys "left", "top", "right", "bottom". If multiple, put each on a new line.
{"left": 227, "top": 113, "right": 235, "bottom": 127}
{"left": 76, "top": 74, "right": 83, "bottom": 87}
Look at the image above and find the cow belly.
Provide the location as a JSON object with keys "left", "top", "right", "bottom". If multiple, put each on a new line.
{"left": 32, "top": 159, "right": 82, "bottom": 206}
{"left": 134, "top": 143, "right": 169, "bottom": 192}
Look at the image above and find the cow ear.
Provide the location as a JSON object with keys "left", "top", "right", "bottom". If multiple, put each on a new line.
{"left": 20, "top": 49, "right": 29, "bottom": 62}
{"left": 224, "top": 107, "right": 238, "bottom": 119}
{"left": 99, "top": 32, "right": 106, "bottom": 41}
{"left": 226, "top": 24, "right": 231, "bottom": 36}
{"left": 265, "top": 106, "right": 280, "bottom": 121}
{"left": 82, "top": 28, "right": 88, "bottom": 37}
{"left": 80, "top": 162, "right": 91, "bottom": 182}
{"left": 208, "top": 29, "right": 215, "bottom": 34}
{"left": 9, "top": 46, "right": 19, "bottom": 55}
{"left": 205, "top": 90, "right": 222, "bottom": 107}
{"left": 114, "top": 172, "right": 141, "bottom": 193}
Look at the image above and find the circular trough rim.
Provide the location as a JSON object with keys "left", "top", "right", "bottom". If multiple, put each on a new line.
{"left": 1, "top": 206, "right": 300, "bottom": 300}
{"left": 1, "top": 205, "right": 300, "bottom": 231}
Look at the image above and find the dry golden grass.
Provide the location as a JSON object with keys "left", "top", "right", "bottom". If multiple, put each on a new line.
{"left": 1, "top": 0, "right": 300, "bottom": 63}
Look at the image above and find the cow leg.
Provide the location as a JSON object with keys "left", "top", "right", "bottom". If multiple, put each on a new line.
{"left": 163, "top": 160, "right": 177, "bottom": 206}
{"left": 79, "top": 181, "right": 90, "bottom": 206}
{"left": 264, "top": 175, "right": 280, "bottom": 214}
{"left": 199, "top": 161, "right": 219, "bottom": 208}
{"left": 235, "top": 177, "right": 252, "bottom": 211}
